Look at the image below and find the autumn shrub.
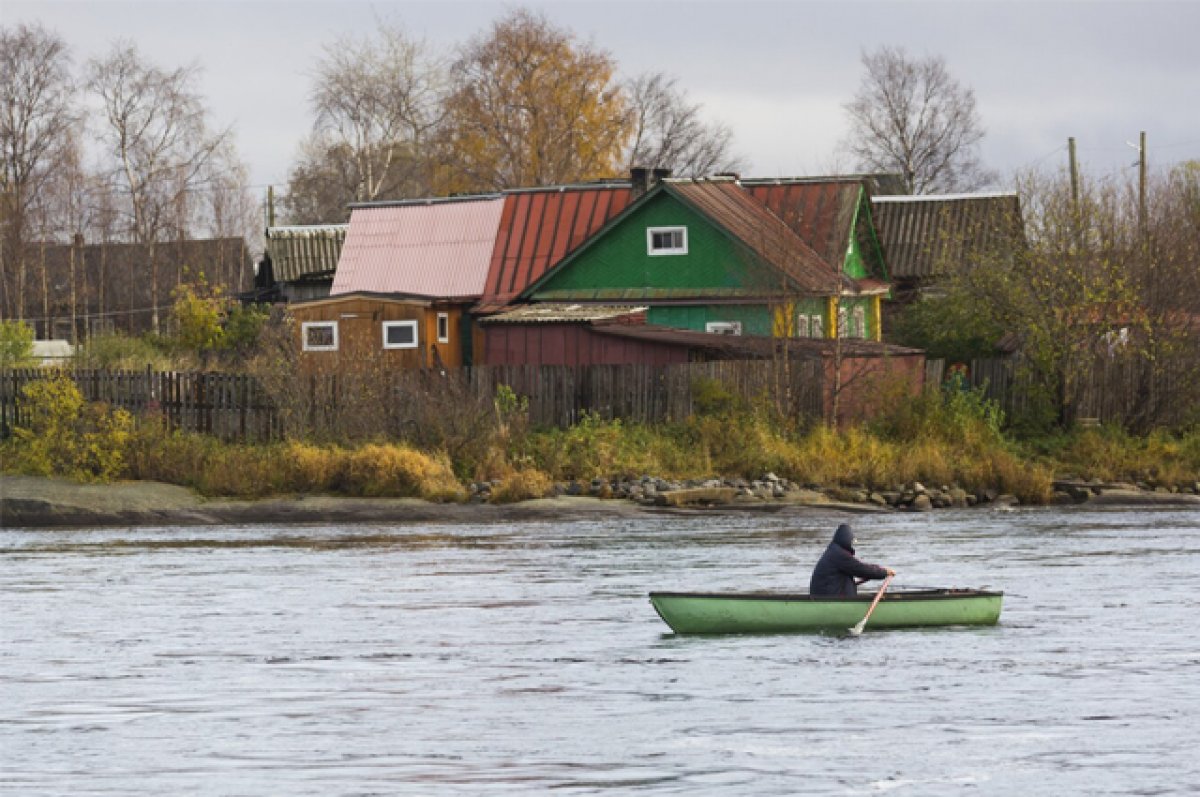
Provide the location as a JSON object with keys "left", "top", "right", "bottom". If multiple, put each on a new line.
{"left": 527, "top": 412, "right": 688, "bottom": 481}
{"left": 2, "top": 374, "right": 133, "bottom": 482}
{"left": 489, "top": 467, "right": 555, "bottom": 503}
{"left": 342, "top": 443, "right": 465, "bottom": 501}
{"left": 74, "top": 332, "right": 176, "bottom": 370}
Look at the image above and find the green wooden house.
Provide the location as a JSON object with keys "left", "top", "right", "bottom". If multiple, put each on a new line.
{"left": 520, "top": 176, "right": 891, "bottom": 341}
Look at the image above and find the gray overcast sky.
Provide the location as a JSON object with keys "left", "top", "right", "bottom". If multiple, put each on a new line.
{"left": 8, "top": 0, "right": 1200, "bottom": 195}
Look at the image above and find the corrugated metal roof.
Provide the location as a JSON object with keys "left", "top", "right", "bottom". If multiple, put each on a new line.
{"left": 871, "top": 193, "right": 1023, "bottom": 280}
{"left": 741, "top": 178, "right": 865, "bottom": 268}
{"left": 332, "top": 196, "right": 504, "bottom": 299}
{"left": 481, "top": 185, "right": 635, "bottom": 309}
{"left": 480, "top": 303, "right": 648, "bottom": 324}
{"left": 667, "top": 179, "right": 846, "bottom": 294}
{"left": 594, "top": 323, "right": 924, "bottom": 359}
{"left": 266, "top": 225, "right": 346, "bottom": 282}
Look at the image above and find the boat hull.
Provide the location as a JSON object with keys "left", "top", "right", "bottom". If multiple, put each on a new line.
{"left": 649, "top": 589, "right": 1003, "bottom": 634}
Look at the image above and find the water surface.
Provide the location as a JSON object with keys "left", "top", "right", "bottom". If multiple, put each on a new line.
{"left": 3, "top": 507, "right": 1198, "bottom": 795}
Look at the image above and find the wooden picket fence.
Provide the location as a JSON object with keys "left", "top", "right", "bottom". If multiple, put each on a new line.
{"left": 0, "top": 361, "right": 826, "bottom": 442}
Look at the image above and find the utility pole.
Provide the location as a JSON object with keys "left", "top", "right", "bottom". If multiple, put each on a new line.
{"left": 1068, "top": 137, "right": 1081, "bottom": 250}
{"left": 1137, "top": 131, "right": 1147, "bottom": 241}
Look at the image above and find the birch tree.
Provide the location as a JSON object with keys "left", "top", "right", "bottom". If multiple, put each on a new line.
{"left": 0, "top": 22, "right": 76, "bottom": 321}
{"left": 440, "top": 9, "right": 630, "bottom": 192}
{"left": 843, "top": 46, "right": 994, "bottom": 194}
{"left": 86, "top": 42, "right": 228, "bottom": 333}
{"left": 623, "top": 72, "right": 742, "bottom": 177}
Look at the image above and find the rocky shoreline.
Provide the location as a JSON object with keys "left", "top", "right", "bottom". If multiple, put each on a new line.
{"left": 472, "top": 473, "right": 1200, "bottom": 511}
{"left": 3, "top": 472, "right": 1196, "bottom": 529}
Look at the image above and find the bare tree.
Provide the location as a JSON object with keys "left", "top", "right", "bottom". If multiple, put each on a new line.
{"left": 0, "top": 22, "right": 76, "bottom": 321}
{"left": 281, "top": 138, "right": 371, "bottom": 224}
{"left": 299, "top": 24, "right": 447, "bottom": 209}
{"left": 623, "top": 72, "right": 743, "bottom": 177}
{"left": 843, "top": 46, "right": 994, "bottom": 194}
{"left": 86, "top": 41, "right": 229, "bottom": 333}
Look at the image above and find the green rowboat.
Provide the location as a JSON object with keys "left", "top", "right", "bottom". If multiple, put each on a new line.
{"left": 649, "top": 589, "right": 1003, "bottom": 634}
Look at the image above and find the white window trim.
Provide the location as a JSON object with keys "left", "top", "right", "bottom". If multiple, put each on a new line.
{"left": 796, "top": 315, "right": 810, "bottom": 338}
{"left": 382, "top": 319, "right": 419, "bottom": 350}
{"left": 302, "top": 321, "right": 338, "bottom": 352}
{"left": 436, "top": 312, "right": 450, "bottom": 344}
{"left": 852, "top": 306, "right": 867, "bottom": 339}
{"left": 647, "top": 226, "right": 688, "bottom": 256}
{"left": 705, "top": 320, "right": 742, "bottom": 336}
{"left": 811, "top": 314, "right": 824, "bottom": 339}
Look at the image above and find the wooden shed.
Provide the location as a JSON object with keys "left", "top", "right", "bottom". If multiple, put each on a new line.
{"left": 290, "top": 292, "right": 466, "bottom": 372}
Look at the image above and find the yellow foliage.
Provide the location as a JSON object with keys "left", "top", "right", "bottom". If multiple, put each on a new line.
{"left": 343, "top": 443, "right": 465, "bottom": 501}
{"left": 490, "top": 467, "right": 554, "bottom": 503}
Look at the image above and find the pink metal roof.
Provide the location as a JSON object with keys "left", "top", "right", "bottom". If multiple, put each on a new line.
{"left": 480, "top": 185, "right": 634, "bottom": 310}
{"left": 332, "top": 196, "right": 505, "bottom": 299}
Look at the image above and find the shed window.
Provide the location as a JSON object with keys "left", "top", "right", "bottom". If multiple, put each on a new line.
{"left": 383, "top": 320, "right": 419, "bottom": 349}
{"left": 706, "top": 320, "right": 742, "bottom": 336}
{"left": 302, "top": 321, "right": 338, "bottom": 351}
{"left": 647, "top": 226, "right": 688, "bottom": 255}
{"left": 796, "top": 315, "right": 810, "bottom": 338}
{"left": 811, "top": 314, "right": 824, "bottom": 339}
{"left": 436, "top": 312, "right": 450, "bottom": 344}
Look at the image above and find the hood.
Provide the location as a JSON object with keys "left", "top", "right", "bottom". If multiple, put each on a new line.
{"left": 832, "top": 523, "right": 855, "bottom": 552}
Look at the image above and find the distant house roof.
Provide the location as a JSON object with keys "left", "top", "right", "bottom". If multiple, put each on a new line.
{"left": 479, "top": 184, "right": 635, "bottom": 311}
{"left": 266, "top": 224, "right": 347, "bottom": 282}
{"left": 872, "top": 192, "right": 1023, "bottom": 280}
{"left": 332, "top": 196, "right": 504, "bottom": 299}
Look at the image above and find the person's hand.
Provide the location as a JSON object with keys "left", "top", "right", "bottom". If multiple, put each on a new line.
{"left": 885, "top": 568, "right": 896, "bottom": 577}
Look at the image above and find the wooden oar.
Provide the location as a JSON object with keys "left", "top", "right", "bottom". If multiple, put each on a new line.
{"left": 849, "top": 574, "right": 893, "bottom": 636}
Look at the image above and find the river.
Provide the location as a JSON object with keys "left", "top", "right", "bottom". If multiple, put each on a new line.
{"left": 2, "top": 506, "right": 1198, "bottom": 795}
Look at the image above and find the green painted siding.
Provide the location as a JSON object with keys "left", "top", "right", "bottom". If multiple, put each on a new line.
{"left": 532, "top": 192, "right": 776, "bottom": 298}
{"left": 648, "top": 305, "right": 773, "bottom": 335}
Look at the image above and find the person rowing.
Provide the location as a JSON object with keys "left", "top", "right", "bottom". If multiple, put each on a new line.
{"left": 809, "top": 523, "right": 894, "bottom": 597}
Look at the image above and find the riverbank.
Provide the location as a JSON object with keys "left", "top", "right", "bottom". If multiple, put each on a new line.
{"left": 3, "top": 473, "right": 1196, "bottom": 529}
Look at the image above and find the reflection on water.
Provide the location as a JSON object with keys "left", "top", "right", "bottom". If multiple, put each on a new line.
{"left": 2, "top": 508, "right": 1199, "bottom": 795}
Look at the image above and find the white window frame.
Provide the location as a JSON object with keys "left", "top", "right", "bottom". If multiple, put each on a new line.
{"left": 647, "top": 226, "right": 688, "bottom": 256}
{"left": 852, "top": 306, "right": 867, "bottom": 339}
{"left": 436, "top": 312, "right": 450, "bottom": 344}
{"left": 302, "top": 321, "right": 338, "bottom": 352}
{"left": 838, "top": 307, "right": 849, "bottom": 338}
{"left": 796, "top": 315, "right": 810, "bottom": 338}
{"left": 382, "top": 320, "right": 419, "bottom": 350}
{"left": 811, "top": 314, "right": 824, "bottom": 339}
{"left": 705, "top": 320, "right": 743, "bottom": 336}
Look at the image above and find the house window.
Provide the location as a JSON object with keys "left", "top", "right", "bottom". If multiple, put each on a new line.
{"left": 796, "top": 315, "right": 810, "bottom": 338}
{"left": 811, "top": 314, "right": 824, "bottom": 339}
{"left": 647, "top": 226, "right": 688, "bottom": 255}
{"left": 838, "top": 307, "right": 849, "bottom": 338}
{"left": 383, "top": 320, "right": 419, "bottom": 349}
{"left": 302, "top": 321, "right": 338, "bottom": 351}
{"left": 706, "top": 321, "right": 742, "bottom": 336}
{"left": 852, "top": 306, "right": 867, "bottom": 339}
{"left": 436, "top": 312, "right": 449, "bottom": 344}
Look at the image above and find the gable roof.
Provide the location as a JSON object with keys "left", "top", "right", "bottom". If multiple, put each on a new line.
{"left": 521, "top": 178, "right": 852, "bottom": 301}
{"left": 479, "top": 184, "right": 634, "bottom": 311}
{"left": 667, "top": 179, "right": 841, "bottom": 293}
{"left": 266, "top": 224, "right": 346, "bottom": 282}
{"left": 332, "top": 195, "right": 504, "bottom": 299}
{"left": 871, "top": 192, "right": 1023, "bottom": 280}
{"left": 740, "top": 177, "right": 868, "bottom": 268}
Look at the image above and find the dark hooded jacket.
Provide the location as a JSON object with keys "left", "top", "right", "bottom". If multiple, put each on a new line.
{"left": 809, "top": 524, "right": 889, "bottom": 597}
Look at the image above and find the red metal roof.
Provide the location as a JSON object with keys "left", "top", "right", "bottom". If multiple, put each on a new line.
{"left": 480, "top": 185, "right": 634, "bottom": 310}
{"left": 667, "top": 179, "right": 846, "bottom": 294}
{"left": 332, "top": 196, "right": 504, "bottom": 299}
{"left": 741, "top": 178, "right": 865, "bottom": 267}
